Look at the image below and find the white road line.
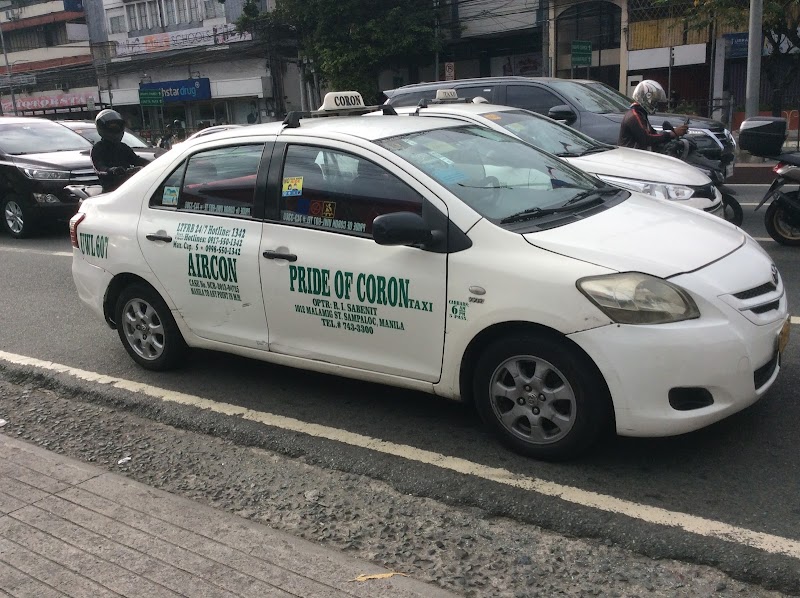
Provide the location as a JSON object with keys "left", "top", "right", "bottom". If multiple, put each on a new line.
{"left": 740, "top": 202, "right": 760, "bottom": 206}
{"left": 753, "top": 237, "right": 775, "bottom": 242}
{"left": 0, "top": 350, "right": 799, "bottom": 561}
{"left": 0, "top": 246, "right": 72, "bottom": 257}
{"left": 792, "top": 317, "right": 800, "bottom": 325}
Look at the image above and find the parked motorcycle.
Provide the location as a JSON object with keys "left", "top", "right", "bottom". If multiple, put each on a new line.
{"left": 739, "top": 116, "right": 800, "bottom": 245}
{"left": 659, "top": 121, "right": 744, "bottom": 226}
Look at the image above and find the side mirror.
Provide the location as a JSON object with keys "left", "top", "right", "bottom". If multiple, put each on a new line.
{"left": 548, "top": 105, "right": 577, "bottom": 125}
{"left": 373, "top": 212, "right": 433, "bottom": 247}
{"left": 662, "top": 121, "right": 674, "bottom": 131}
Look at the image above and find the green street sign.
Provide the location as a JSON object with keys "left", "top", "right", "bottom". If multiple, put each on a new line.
{"left": 571, "top": 40, "right": 592, "bottom": 67}
{"left": 138, "top": 89, "right": 163, "bottom": 107}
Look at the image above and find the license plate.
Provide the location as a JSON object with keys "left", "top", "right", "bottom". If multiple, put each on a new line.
{"left": 779, "top": 319, "right": 791, "bottom": 354}
{"left": 726, "top": 163, "right": 734, "bottom": 179}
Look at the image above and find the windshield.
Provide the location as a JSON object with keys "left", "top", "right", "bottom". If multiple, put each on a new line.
{"left": 0, "top": 122, "right": 92, "bottom": 155}
{"left": 71, "top": 126, "right": 150, "bottom": 148}
{"left": 547, "top": 80, "right": 631, "bottom": 114}
{"left": 376, "top": 125, "right": 619, "bottom": 224}
{"left": 477, "top": 109, "right": 605, "bottom": 157}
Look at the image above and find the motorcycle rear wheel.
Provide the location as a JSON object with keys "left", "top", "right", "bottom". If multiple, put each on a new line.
{"left": 765, "top": 199, "right": 800, "bottom": 246}
{"left": 722, "top": 193, "right": 744, "bottom": 227}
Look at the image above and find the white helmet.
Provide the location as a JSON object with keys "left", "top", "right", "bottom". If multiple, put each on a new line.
{"left": 632, "top": 80, "right": 666, "bottom": 115}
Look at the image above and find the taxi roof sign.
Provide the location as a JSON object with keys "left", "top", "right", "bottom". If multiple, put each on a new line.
{"left": 435, "top": 89, "right": 459, "bottom": 100}
{"left": 319, "top": 91, "right": 365, "bottom": 111}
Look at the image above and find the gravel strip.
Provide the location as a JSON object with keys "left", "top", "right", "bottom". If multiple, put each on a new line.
{"left": 0, "top": 378, "right": 791, "bottom": 598}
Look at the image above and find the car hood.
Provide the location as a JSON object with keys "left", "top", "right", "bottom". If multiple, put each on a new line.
{"left": 567, "top": 147, "right": 711, "bottom": 186}
{"left": 11, "top": 150, "right": 94, "bottom": 171}
{"left": 522, "top": 194, "right": 744, "bottom": 278}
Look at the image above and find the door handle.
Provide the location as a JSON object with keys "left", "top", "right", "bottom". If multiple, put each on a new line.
{"left": 146, "top": 233, "right": 173, "bottom": 243}
{"left": 262, "top": 250, "right": 297, "bottom": 262}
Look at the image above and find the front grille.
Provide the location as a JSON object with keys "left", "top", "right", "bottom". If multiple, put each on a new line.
{"left": 751, "top": 301, "right": 780, "bottom": 314}
{"left": 734, "top": 282, "right": 777, "bottom": 300}
{"left": 70, "top": 169, "right": 99, "bottom": 183}
{"left": 754, "top": 350, "right": 779, "bottom": 389}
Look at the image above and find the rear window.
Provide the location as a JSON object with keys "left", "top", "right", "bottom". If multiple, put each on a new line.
{"left": 386, "top": 90, "right": 436, "bottom": 107}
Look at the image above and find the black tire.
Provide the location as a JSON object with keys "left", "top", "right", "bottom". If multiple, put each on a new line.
{"left": 115, "top": 283, "right": 187, "bottom": 370}
{"left": 722, "top": 193, "right": 743, "bottom": 227}
{"left": 765, "top": 200, "right": 800, "bottom": 246}
{"left": 1, "top": 195, "right": 38, "bottom": 238}
{"left": 473, "top": 334, "right": 613, "bottom": 461}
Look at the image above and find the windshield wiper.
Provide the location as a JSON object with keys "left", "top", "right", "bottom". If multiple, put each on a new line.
{"left": 499, "top": 188, "right": 617, "bottom": 224}
{"left": 555, "top": 152, "right": 581, "bottom": 158}
{"left": 577, "top": 146, "right": 610, "bottom": 156}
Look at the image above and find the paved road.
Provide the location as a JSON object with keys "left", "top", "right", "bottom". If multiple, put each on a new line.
{"left": 2, "top": 186, "right": 799, "bottom": 593}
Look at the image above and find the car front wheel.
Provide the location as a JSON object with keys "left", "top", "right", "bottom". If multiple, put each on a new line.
{"left": 115, "top": 284, "right": 187, "bottom": 370}
{"left": 2, "top": 195, "right": 37, "bottom": 238}
{"left": 473, "top": 334, "right": 612, "bottom": 460}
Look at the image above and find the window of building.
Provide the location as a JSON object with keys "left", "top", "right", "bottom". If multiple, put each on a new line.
{"left": 177, "top": 0, "right": 189, "bottom": 24}
{"left": 188, "top": 0, "right": 199, "bottom": 22}
{"left": 147, "top": 1, "right": 161, "bottom": 27}
{"left": 126, "top": 5, "right": 139, "bottom": 30}
{"left": 278, "top": 145, "right": 423, "bottom": 236}
{"left": 165, "top": 0, "right": 177, "bottom": 25}
{"left": 203, "top": 0, "right": 218, "bottom": 19}
{"left": 137, "top": 2, "right": 149, "bottom": 29}
{"left": 109, "top": 15, "right": 126, "bottom": 33}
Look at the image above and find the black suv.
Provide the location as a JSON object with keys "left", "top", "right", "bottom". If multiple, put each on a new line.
{"left": 383, "top": 77, "right": 736, "bottom": 177}
{"left": 0, "top": 117, "right": 98, "bottom": 238}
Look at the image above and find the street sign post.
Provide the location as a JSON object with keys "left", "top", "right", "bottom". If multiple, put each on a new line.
{"left": 444, "top": 62, "right": 455, "bottom": 81}
{"left": 571, "top": 40, "right": 592, "bottom": 78}
{"left": 138, "top": 89, "right": 163, "bottom": 107}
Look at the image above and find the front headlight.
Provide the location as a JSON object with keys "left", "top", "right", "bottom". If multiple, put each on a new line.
{"left": 20, "top": 167, "right": 71, "bottom": 180}
{"left": 577, "top": 272, "right": 700, "bottom": 325}
{"left": 596, "top": 175, "right": 695, "bottom": 200}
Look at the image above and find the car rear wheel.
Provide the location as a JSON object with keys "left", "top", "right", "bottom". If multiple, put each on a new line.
{"left": 473, "top": 334, "right": 612, "bottom": 460}
{"left": 2, "top": 195, "right": 37, "bottom": 238}
{"left": 115, "top": 284, "right": 187, "bottom": 370}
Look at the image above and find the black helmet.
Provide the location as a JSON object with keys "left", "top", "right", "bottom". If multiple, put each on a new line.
{"left": 95, "top": 109, "right": 125, "bottom": 142}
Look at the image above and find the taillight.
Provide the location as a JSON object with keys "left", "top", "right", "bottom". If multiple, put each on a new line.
{"left": 69, "top": 213, "right": 85, "bottom": 249}
{"left": 774, "top": 162, "right": 786, "bottom": 173}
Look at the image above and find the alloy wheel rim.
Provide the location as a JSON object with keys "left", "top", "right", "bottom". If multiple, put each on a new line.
{"left": 121, "top": 298, "right": 166, "bottom": 360}
{"left": 4, "top": 201, "right": 23, "bottom": 234}
{"left": 489, "top": 355, "right": 577, "bottom": 445}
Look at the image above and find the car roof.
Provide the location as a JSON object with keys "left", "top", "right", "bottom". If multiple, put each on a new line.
{"left": 58, "top": 120, "right": 94, "bottom": 126}
{"left": 393, "top": 103, "right": 518, "bottom": 116}
{"left": 383, "top": 77, "right": 599, "bottom": 96}
{"left": 182, "top": 113, "right": 465, "bottom": 146}
{"left": 0, "top": 116, "right": 66, "bottom": 125}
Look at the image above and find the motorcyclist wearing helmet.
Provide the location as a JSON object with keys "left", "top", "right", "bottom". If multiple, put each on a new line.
{"left": 91, "top": 109, "right": 149, "bottom": 192}
{"left": 158, "top": 119, "right": 184, "bottom": 150}
{"left": 619, "top": 80, "right": 689, "bottom": 150}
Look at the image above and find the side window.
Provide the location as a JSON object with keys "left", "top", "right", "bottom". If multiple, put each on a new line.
{"left": 506, "top": 86, "right": 562, "bottom": 115}
{"left": 182, "top": 144, "right": 264, "bottom": 218}
{"left": 456, "top": 85, "right": 494, "bottom": 102}
{"left": 278, "top": 145, "right": 423, "bottom": 236}
{"left": 150, "top": 163, "right": 185, "bottom": 209}
{"left": 387, "top": 90, "right": 436, "bottom": 107}
{"left": 148, "top": 145, "right": 264, "bottom": 216}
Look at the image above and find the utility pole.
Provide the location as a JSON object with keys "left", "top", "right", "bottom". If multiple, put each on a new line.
{"left": 434, "top": 0, "right": 440, "bottom": 81}
{"left": 745, "top": 0, "right": 763, "bottom": 118}
{"left": 0, "top": 20, "right": 18, "bottom": 116}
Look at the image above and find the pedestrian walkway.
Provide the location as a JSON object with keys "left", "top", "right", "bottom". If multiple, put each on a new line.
{"left": 0, "top": 434, "right": 458, "bottom": 598}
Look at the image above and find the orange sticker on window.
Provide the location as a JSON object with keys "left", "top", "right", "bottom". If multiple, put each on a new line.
{"left": 483, "top": 113, "right": 502, "bottom": 121}
{"left": 323, "top": 202, "right": 336, "bottom": 218}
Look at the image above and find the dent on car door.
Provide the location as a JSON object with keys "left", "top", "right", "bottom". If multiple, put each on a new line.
{"left": 258, "top": 142, "right": 449, "bottom": 382}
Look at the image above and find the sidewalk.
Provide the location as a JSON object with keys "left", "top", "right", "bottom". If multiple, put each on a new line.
{"left": 0, "top": 434, "right": 458, "bottom": 598}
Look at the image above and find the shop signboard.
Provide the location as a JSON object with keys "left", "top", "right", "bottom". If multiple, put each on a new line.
{"left": 139, "top": 78, "right": 212, "bottom": 103}
{"left": 115, "top": 24, "right": 251, "bottom": 58}
{"left": 1, "top": 91, "right": 96, "bottom": 114}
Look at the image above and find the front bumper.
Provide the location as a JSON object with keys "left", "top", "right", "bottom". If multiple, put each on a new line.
{"left": 569, "top": 239, "right": 787, "bottom": 437}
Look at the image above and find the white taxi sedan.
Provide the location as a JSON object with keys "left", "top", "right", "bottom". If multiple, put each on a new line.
{"left": 381, "top": 91, "right": 725, "bottom": 217}
{"left": 70, "top": 92, "right": 789, "bottom": 460}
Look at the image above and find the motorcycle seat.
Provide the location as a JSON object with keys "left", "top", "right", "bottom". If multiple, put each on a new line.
{"left": 775, "top": 153, "right": 800, "bottom": 166}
